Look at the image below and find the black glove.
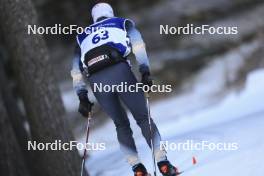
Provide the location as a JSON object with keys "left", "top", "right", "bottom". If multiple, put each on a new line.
{"left": 78, "top": 90, "right": 94, "bottom": 117}
{"left": 141, "top": 72, "right": 153, "bottom": 87}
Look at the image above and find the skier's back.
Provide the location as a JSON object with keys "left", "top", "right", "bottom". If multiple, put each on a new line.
{"left": 71, "top": 3, "right": 179, "bottom": 176}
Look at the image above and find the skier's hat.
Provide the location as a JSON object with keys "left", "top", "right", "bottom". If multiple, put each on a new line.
{"left": 91, "top": 2, "right": 114, "bottom": 23}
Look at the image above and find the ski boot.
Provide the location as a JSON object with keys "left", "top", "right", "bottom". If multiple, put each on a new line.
{"left": 157, "top": 160, "right": 180, "bottom": 176}
{"left": 132, "top": 163, "right": 149, "bottom": 176}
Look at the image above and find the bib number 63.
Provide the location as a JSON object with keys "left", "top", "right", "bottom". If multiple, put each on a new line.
{"left": 92, "top": 30, "right": 109, "bottom": 44}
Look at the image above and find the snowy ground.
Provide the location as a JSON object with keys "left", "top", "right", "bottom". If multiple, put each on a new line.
{"left": 81, "top": 68, "right": 264, "bottom": 176}
{"left": 70, "top": 46, "right": 264, "bottom": 176}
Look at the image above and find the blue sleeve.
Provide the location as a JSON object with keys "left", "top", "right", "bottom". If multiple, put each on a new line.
{"left": 126, "top": 23, "right": 150, "bottom": 74}
{"left": 71, "top": 44, "right": 87, "bottom": 95}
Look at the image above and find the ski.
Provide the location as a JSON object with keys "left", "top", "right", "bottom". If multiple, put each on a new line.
{"left": 177, "top": 171, "right": 184, "bottom": 175}
{"left": 147, "top": 172, "right": 183, "bottom": 176}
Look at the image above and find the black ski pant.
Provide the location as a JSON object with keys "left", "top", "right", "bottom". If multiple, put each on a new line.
{"left": 88, "top": 62, "right": 161, "bottom": 162}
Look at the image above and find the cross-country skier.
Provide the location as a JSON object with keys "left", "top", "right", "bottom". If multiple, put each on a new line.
{"left": 71, "top": 2, "right": 179, "bottom": 176}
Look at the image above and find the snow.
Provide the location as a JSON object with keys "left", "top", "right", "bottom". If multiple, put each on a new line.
{"left": 71, "top": 43, "right": 264, "bottom": 175}
{"left": 83, "top": 69, "right": 264, "bottom": 176}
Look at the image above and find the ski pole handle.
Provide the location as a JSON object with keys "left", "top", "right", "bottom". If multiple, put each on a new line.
{"left": 145, "top": 92, "right": 150, "bottom": 98}
{"left": 87, "top": 111, "right": 92, "bottom": 120}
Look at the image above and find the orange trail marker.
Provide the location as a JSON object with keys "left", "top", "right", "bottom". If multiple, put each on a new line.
{"left": 192, "top": 156, "right": 197, "bottom": 165}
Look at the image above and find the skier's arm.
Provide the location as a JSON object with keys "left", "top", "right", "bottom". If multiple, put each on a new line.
{"left": 126, "top": 23, "right": 150, "bottom": 75}
{"left": 71, "top": 45, "right": 94, "bottom": 117}
{"left": 126, "top": 21, "right": 153, "bottom": 86}
{"left": 70, "top": 45, "right": 87, "bottom": 95}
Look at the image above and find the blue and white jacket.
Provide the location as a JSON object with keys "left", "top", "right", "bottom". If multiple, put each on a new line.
{"left": 71, "top": 17, "right": 150, "bottom": 94}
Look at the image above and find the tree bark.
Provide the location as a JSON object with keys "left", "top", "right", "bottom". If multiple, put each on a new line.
{"left": 0, "top": 90, "right": 30, "bottom": 176}
{"left": 0, "top": 0, "right": 85, "bottom": 176}
{"left": 0, "top": 53, "right": 38, "bottom": 176}
{"left": 0, "top": 56, "right": 29, "bottom": 158}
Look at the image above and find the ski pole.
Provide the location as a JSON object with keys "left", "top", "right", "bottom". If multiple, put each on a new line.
{"left": 81, "top": 112, "right": 92, "bottom": 176}
{"left": 145, "top": 93, "right": 157, "bottom": 176}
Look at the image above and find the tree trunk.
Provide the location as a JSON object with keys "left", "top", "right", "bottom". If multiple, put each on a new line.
{"left": 0, "top": 53, "right": 38, "bottom": 176}
{"left": 0, "top": 0, "right": 85, "bottom": 176}
{"left": 0, "top": 91, "right": 30, "bottom": 176}
{"left": 0, "top": 56, "right": 30, "bottom": 157}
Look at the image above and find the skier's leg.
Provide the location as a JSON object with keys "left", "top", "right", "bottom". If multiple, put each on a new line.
{"left": 89, "top": 75, "right": 140, "bottom": 166}
{"left": 119, "top": 90, "right": 167, "bottom": 160}
{"left": 115, "top": 64, "right": 167, "bottom": 162}
{"left": 118, "top": 80, "right": 180, "bottom": 175}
